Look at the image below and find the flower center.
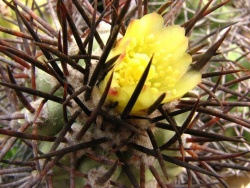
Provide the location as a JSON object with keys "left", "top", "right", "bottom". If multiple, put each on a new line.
{"left": 113, "top": 34, "right": 180, "bottom": 94}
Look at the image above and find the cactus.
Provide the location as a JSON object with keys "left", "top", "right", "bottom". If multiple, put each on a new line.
{"left": 0, "top": 0, "right": 250, "bottom": 188}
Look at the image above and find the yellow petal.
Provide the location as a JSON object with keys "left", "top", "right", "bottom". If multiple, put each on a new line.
{"left": 156, "top": 25, "right": 188, "bottom": 54}
{"left": 109, "top": 85, "right": 155, "bottom": 112}
{"left": 125, "top": 12, "right": 164, "bottom": 40}
{"left": 167, "top": 53, "right": 192, "bottom": 80}
{"left": 107, "top": 87, "right": 130, "bottom": 111}
{"left": 129, "top": 86, "right": 158, "bottom": 112}
{"left": 162, "top": 70, "right": 201, "bottom": 103}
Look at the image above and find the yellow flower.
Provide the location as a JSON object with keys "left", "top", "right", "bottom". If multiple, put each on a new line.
{"left": 100, "top": 12, "right": 201, "bottom": 113}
